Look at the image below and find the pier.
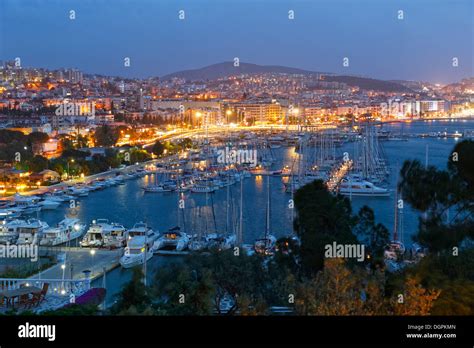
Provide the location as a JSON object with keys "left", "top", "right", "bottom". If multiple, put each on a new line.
{"left": 30, "top": 247, "right": 122, "bottom": 281}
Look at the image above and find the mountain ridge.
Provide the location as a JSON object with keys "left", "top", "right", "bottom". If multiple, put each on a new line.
{"left": 161, "top": 62, "right": 412, "bottom": 92}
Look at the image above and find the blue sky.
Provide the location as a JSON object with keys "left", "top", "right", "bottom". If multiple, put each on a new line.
{"left": 0, "top": 0, "right": 472, "bottom": 83}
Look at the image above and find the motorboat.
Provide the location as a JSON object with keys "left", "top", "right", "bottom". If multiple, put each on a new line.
{"left": 39, "top": 198, "right": 61, "bottom": 210}
{"left": 120, "top": 235, "right": 155, "bottom": 268}
{"left": 68, "top": 186, "right": 89, "bottom": 197}
{"left": 15, "top": 219, "right": 50, "bottom": 245}
{"left": 143, "top": 184, "right": 174, "bottom": 193}
{"left": 0, "top": 207, "right": 22, "bottom": 220}
{"left": 80, "top": 219, "right": 125, "bottom": 248}
{"left": 191, "top": 184, "right": 216, "bottom": 193}
{"left": 103, "top": 223, "right": 128, "bottom": 248}
{"left": 154, "top": 226, "right": 190, "bottom": 251}
{"left": 127, "top": 222, "right": 159, "bottom": 243}
{"left": 0, "top": 219, "right": 22, "bottom": 244}
{"left": 12, "top": 194, "right": 42, "bottom": 214}
{"left": 338, "top": 178, "right": 390, "bottom": 197}
{"left": 40, "top": 218, "right": 86, "bottom": 246}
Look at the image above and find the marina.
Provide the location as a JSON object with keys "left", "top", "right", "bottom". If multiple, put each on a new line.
{"left": 0, "top": 119, "right": 470, "bottom": 310}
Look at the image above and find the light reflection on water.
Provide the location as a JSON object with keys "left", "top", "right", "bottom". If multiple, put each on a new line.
{"left": 34, "top": 119, "right": 470, "bottom": 304}
{"left": 39, "top": 120, "right": 468, "bottom": 245}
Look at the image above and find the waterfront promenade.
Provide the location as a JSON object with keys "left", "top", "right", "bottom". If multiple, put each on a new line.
{"left": 29, "top": 247, "right": 122, "bottom": 281}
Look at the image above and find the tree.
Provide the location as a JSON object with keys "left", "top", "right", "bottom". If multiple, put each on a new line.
{"left": 398, "top": 140, "right": 474, "bottom": 253}
{"left": 187, "top": 251, "right": 270, "bottom": 315}
{"left": 178, "top": 138, "right": 193, "bottom": 150}
{"left": 294, "top": 259, "right": 386, "bottom": 315}
{"left": 27, "top": 155, "right": 49, "bottom": 173}
{"left": 154, "top": 262, "right": 215, "bottom": 315}
{"left": 110, "top": 268, "right": 151, "bottom": 315}
{"left": 94, "top": 125, "right": 119, "bottom": 147}
{"left": 431, "top": 280, "right": 474, "bottom": 315}
{"left": 293, "top": 180, "right": 357, "bottom": 275}
{"left": 150, "top": 141, "right": 165, "bottom": 156}
{"left": 353, "top": 205, "right": 390, "bottom": 267}
{"left": 400, "top": 248, "right": 474, "bottom": 315}
{"left": 129, "top": 148, "right": 151, "bottom": 163}
{"left": 392, "top": 277, "right": 440, "bottom": 316}
{"left": 27, "top": 132, "right": 49, "bottom": 144}
{"left": 76, "top": 134, "right": 89, "bottom": 149}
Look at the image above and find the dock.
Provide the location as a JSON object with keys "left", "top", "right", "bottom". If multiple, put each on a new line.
{"left": 154, "top": 250, "right": 190, "bottom": 256}
{"left": 29, "top": 247, "right": 122, "bottom": 281}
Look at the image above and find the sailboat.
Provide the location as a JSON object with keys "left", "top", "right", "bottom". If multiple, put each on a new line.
{"left": 143, "top": 172, "right": 175, "bottom": 192}
{"left": 340, "top": 122, "right": 391, "bottom": 197}
{"left": 155, "top": 171, "right": 191, "bottom": 253}
{"left": 206, "top": 172, "right": 237, "bottom": 250}
{"left": 384, "top": 187, "right": 406, "bottom": 272}
{"left": 254, "top": 175, "right": 277, "bottom": 255}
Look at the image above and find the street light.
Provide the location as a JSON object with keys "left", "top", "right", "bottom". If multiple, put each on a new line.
{"left": 67, "top": 159, "right": 75, "bottom": 180}
{"left": 226, "top": 109, "right": 232, "bottom": 125}
{"left": 90, "top": 249, "right": 96, "bottom": 267}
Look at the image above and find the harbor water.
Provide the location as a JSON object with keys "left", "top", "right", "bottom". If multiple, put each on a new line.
{"left": 30, "top": 119, "right": 471, "bottom": 306}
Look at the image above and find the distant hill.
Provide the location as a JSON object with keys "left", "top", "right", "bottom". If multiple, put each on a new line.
{"left": 161, "top": 62, "right": 412, "bottom": 92}
{"left": 161, "top": 62, "right": 324, "bottom": 81}
{"left": 323, "top": 76, "right": 413, "bottom": 93}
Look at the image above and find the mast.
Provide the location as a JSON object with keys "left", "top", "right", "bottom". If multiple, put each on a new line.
{"left": 143, "top": 227, "right": 147, "bottom": 286}
{"left": 265, "top": 175, "right": 271, "bottom": 240}
{"left": 238, "top": 174, "right": 243, "bottom": 246}
{"left": 393, "top": 187, "right": 399, "bottom": 242}
{"left": 176, "top": 170, "right": 180, "bottom": 230}
{"left": 226, "top": 171, "right": 230, "bottom": 236}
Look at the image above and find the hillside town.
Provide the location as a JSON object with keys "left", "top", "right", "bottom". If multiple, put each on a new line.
{"left": 1, "top": 60, "right": 473, "bottom": 195}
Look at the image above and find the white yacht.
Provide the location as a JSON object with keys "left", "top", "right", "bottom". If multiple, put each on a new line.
{"left": 103, "top": 223, "right": 128, "bottom": 249}
{"left": 0, "top": 207, "right": 22, "bottom": 220}
{"left": 191, "top": 184, "right": 216, "bottom": 193}
{"left": 154, "top": 226, "right": 190, "bottom": 252}
{"left": 143, "top": 184, "right": 174, "bottom": 193}
{"left": 40, "top": 218, "right": 86, "bottom": 246}
{"left": 68, "top": 186, "right": 89, "bottom": 197}
{"left": 15, "top": 219, "right": 50, "bottom": 245}
{"left": 39, "top": 198, "right": 61, "bottom": 210}
{"left": 127, "top": 222, "right": 158, "bottom": 242}
{"left": 89, "top": 181, "right": 105, "bottom": 190}
{"left": 0, "top": 219, "right": 21, "bottom": 244}
{"left": 338, "top": 178, "right": 390, "bottom": 197}
{"left": 80, "top": 219, "right": 125, "bottom": 248}
{"left": 42, "top": 192, "right": 64, "bottom": 202}
{"left": 120, "top": 235, "right": 155, "bottom": 268}
{"left": 12, "top": 194, "right": 42, "bottom": 214}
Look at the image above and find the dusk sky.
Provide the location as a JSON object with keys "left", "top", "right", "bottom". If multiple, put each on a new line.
{"left": 0, "top": 0, "right": 472, "bottom": 83}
